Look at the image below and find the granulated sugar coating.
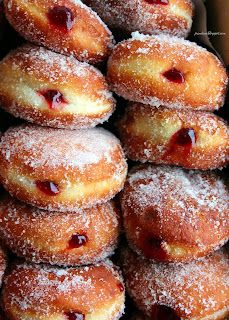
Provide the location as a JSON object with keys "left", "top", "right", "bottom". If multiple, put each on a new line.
{"left": 0, "top": 44, "right": 115, "bottom": 129}
{"left": 122, "top": 247, "right": 229, "bottom": 319}
{"left": 2, "top": 260, "right": 125, "bottom": 319}
{"left": 107, "top": 33, "right": 228, "bottom": 111}
{"left": 121, "top": 165, "right": 229, "bottom": 261}
{"left": 0, "top": 125, "right": 127, "bottom": 211}
{"left": 0, "top": 196, "right": 120, "bottom": 266}
{"left": 84, "top": 0, "right": 193, "bottom": 38}
{"left": 4, "top": 0, "right": 115, "bottom": 64}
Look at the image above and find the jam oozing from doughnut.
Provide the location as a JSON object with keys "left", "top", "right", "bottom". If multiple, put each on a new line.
{"left": 117, "top": 282, "right": 125, "bottom": 292}
{"left": 163, "top": 68, "right": 185, "bottom": 83}
{"left": 145, "top": 0, "right": 169, "bottom": 5}
{"left": 64, "top": 312, "right": 85, "bottom": 320}
{"left": 36, "top": 181, "right": 60, "bottom": 196}
{"left": 163, "top": 128, "right": 196, "bottom": 161}
{"left": 68, "top": 233, "right": 88, "bottom": 249}
{"left": 174, "top": 128, "right": 196, "bottom": 147}
{"left": 48, "top": 6, "right": 75, "bottom": 32}
{"left": 142, "top": 237, "right": 167, "bottom": 260}
{"left": 39, "top": 90, "right": 67, "bottom": 110}
{"left": 151, "top": 304, "right": 180, "bottom": 320}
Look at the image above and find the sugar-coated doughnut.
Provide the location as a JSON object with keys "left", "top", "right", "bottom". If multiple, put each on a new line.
{"left": 122, "top": 247, "right": 229, "bottom": 320}
{"left": 117, "top": 103, "right": 229, "bottom": 170}
{"left": 0, "top": 125, "right": 127, "bottom": 211}
{"left": 0, "top": 45, "right": 115, "bottom": 129}
{"left": 4, "top": 0, "right": 114, "bottom": 64}
{"left": 121, "top": 165, "right": 229, "bottom": 262}
{"left": 0, "top": 195, "right": 120, "bottom": 266}
{"left": 107, "top": 33, "right": 228, "bottom": 111}
{"left": 0, "top": 244, "right": 6, "bottom": 286}
{"left": 84, "top": 0, "right": 193, "bottom": 38}
{"left": 2, "top": 260, "right": 125, "bottom": 319}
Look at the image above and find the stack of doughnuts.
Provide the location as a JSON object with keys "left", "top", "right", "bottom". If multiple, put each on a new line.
{"left": 0, "top": 1, "right": 127, "bottom": 319}
{"left": 89, "top": 0, "right": 227, "bottom": 319}
{"left": 0, "top": 0, "right": 228, "bottom": 319}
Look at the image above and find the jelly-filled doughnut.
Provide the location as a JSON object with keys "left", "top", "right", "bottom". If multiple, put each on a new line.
{"left": 0, "top": 45, "right": 115, "bottom": 129}
{"left": 84, "top": 0, "right": 193, "bottom": 38}
{"left": 2, "top": 261, "right": 125, "bottom": 319}
{"left": 122, "top": 247, "right": 229, "bottom": 320}
{"left": 0, "top": 195, "right": 120, "bottom": 266}
{"left": 107, "top": 33, "right": 228, "bottom": 111}
{"left": 0, "top": 244, "right": 6, "bottom": 286}
{"left": 4, "top": 0, "right": 114, "bottom": 64}
{"left": 0, "top": 125, "right": 127, "bottom": 211}
{"left": 117, "top": 103, "right": 229, "bottom": 170}
{"left": 121, "top": 165, "right": 229, "bottom": 262}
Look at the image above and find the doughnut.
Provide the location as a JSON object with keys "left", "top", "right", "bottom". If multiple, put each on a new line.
{"left": 117, "top": 103, "right": 229, "bottom": 170}
{"left": 84, "top": 0, "right": 193, "bottom": 38}
{"left": 2, "top": 260, "right": 125, "bottom": 319}
{"left": 107, "top": 33, "right": 228, "bottom": 111}
{"left": 0, "top": 195, "right": 120, "bottom": 266}
{"left": 4, "top": 0, "right": 114, "bottom": 64}
{"left": 0, "top": 244, "right": 6, "bottom": 286}
{"left": 0, "top": 125, "right": 127, "bottom": 211}
{"left": 121, "top": 165, "right": 229, "bottom": 262}
{"left": 122, "top": 247, "right": 229, "bottom": 320}
{"left": 0, "top": 45, "right": 115, "bottom": 129}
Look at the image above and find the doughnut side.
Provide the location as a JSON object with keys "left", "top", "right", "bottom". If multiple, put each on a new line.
{"left": 0, "top": 45, "right": 115, "bottom": 129}
{"left": 117, "top": 103, "right": 229, "bottom": 170}
{"left": 4, "top": 0, "right": 115, "bottom": 64}
{"left": 84, "top": 0, "right": 193, "bottom": 38}
{"left": 121, "top": 165, "right": 229, "bottom": 262}
{"left": 107, "top": 34, "right": 228, "bottom": 110}
{"left": 0, "top": 196, "right": 120, "bottom": 266}
{"left": 0, "top": 244, "right": 6, "bottom": 286}
{"left": 0, "top": 125, "right": 127, "bottom": 211}
{"left": 121, "top": 247, "right": 229, "bottom": 320}
{"left": 2, "top": 261, "right": 125, "bottom": 319}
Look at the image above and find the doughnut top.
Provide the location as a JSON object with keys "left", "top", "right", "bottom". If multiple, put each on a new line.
{"left": 4, "top": 0, "right": 114, "bottom": 63}
{"left": 3, "top": 260, "right": 124, "bottom": 315}
{"left": 122, "top": 248, "right": 229, "bottom": 318}
{"left": 0, "top": 125, "right": 121, "bottom": 173}
{"left": 2, "top": 44, "right": 107, "bottom": 84}
{"left": 84, "top": 0, "right": 193, "bottom": 38}
{"left": 122, "top": 165, "right": 228, "bottom": 245}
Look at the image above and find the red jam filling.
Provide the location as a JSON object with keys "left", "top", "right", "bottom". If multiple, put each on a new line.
{"left": 47, "top": 6, "right": 74, "bottom": 32}
{"left": 36, "top": 181, "right": 60, "bottom": 196}
{"left": 117, "top": 282, "right": 125, "bottom": 292}
{"left": 65, "top": 312, "right": 85, "bottom": 320}
{"left": 145, "top": 0, "right": 169, "bottom": 5}
{"left": 166, "top": 128, "right": 196, "bottom": 157}
{"left": 151, "top": 304, "right": 180, "bottom": 320}
{"left": 163, "top": 68, "right": 185, "bottom": 84}
{"left": 38, "top": 89, "right": 67, "bottom": 110}
{"left": 174, "top": 128, "right": 196, "bottom": 146}
{"left": 142, "top": 237, "right": 167, "bottom": 261}
{"left": 68, "top": 233, "right": 88, "bottom": 249}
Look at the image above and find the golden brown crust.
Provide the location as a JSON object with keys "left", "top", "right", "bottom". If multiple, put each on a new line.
{"left": 121, "top": 165, "right": 229, "bottom": 262}
{"left": 4, "top": 0, "right": 114, "bottom": 64}
{"left": 121, "top": 247, "right": 229, "bottom": 320}
{"left": 2, "top": 261, "right": 125, "bottom": 319}
{"left": 107, "top": 34, "right": 228, "bottom": 111}
{"left": 117, "top": 103, "right": 229, "bottom": 170}
{"left": 84, "top": 0, "right": 193, "bottom": 38}
{"left": 0, "top": 44, "right": 115, "bottom": 129}
{"left": 0, "top": 195, "right": 120, "bottom": 266}
{"left": 0, "top": 125, "right": 127, "bottom": 211}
